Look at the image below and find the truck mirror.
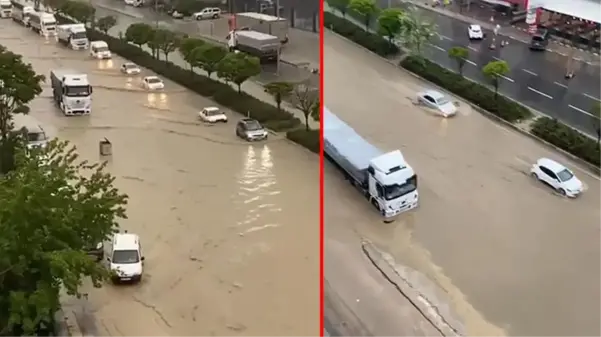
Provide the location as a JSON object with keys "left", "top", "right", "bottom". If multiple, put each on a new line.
{"left": 89, "top": 87, "right": 93, "bottom": 94}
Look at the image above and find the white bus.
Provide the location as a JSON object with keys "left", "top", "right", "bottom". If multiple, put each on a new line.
{"left": 29, "top": 11, "right": 56, "bottom": 36}
{"left": 0, "top": 0, "right": 12, "bottom": 18}
{"left": 11, "top": 0, "right": 33, "bottom": 26}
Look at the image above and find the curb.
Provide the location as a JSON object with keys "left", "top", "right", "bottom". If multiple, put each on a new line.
{"left": 325, "top": 28, "right": 600, "bottom": 177}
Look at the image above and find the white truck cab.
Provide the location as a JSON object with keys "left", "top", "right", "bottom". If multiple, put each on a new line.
{"left": 0, "top": 0, "right": 13, "bottom": 18}
{"left": 29, "top": 11, "right": 56, "bottom": 36}
{"left": 90, "top": 40, "right": 111, "bottom": 59}
{"left": 107, "top": 232, "right": 144, "bottom": 283}
{"left": 57, "top": 23, "right": 89, "bottom": 50}
{"left": 11, "top": 2, "right": 33, "bottom": 26}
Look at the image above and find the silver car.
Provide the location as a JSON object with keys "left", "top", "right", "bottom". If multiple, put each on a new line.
{"left": 236, "top": 118, "right": 268, "bottom": 141}
{"left": 417, "top": 89, "right": 457, "bottom": 117}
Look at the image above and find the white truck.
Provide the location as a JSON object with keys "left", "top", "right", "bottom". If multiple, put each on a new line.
{"left": 226, "top": 30, "right": 279, "bottom": 62}
{"left": 324, "top": 107, "right": 419, "bottom": 220}
{"left": 235, "top": 12, "right": 288, "bottom": 43}
{"left": 0, "top": 0, "right": 12, "bottom": 18}
{"left": 50, "top": 69, "right": 92, "bottom": 115}
{"left": 10, "top": 0, "right": 33, "bottom": 26}
{"left": 29, "top": 11, "right": 57, "bottom": 36}
{"left": 57, "top": 24, "right": 89, "bottom": 50}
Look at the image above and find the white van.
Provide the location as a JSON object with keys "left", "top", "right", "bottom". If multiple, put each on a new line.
{"left": 107, "top": 231, "right": 144, "bottom": 283}
{"left": 90, "top": 40, "right": 111, "bottom": 59}
{"left": 12, "top": 113, "right": 49, "bottom": 148}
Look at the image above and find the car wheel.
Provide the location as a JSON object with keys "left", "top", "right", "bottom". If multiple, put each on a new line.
{"left": 212, "top": 14, "right": 218, "bottom": 19}
{"left": 530, "top": 172, "right": 539, "bottom": 180}
{"left": 557, "top": 188, "right": 566, "bottom": 196}
{"left": 196, "top": 16, "right": 201, "bottom": 20}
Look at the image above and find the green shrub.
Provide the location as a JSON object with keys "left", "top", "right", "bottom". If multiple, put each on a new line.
{"left": 530, "top": 117, "right": 600, "bottom": 167}
{"left": 286, "top": 129, "right": 320, "bottom": 153}
{"left": 324, "top": 12, "right": 399, "bottom": 57}
{"left": 401, "top": 56, "right": 532, "bottom": 123}
{"left": 263, "top": 119, "right": 301, "bottom": 132}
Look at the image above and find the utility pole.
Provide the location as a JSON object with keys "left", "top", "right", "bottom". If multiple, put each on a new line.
{"left": 275, "top": 0, "right": 280, "bottom": 75}
{"left": 154, "top": 0, "right": 159, "bottom": 28}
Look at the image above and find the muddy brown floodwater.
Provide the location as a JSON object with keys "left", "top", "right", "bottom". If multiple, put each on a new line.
{"left": 0, "top": 23, "right": 319, "bottom": 336}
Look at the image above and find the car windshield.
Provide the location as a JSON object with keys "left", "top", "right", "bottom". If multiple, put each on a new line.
{"left": 72, "top": 31, "right": 86, "bottom": 39}
{"left": 532, "top": 36, "right": 544, "bottom": 42}
{"left": 147, "top": 78, "right": 161, "bottom": 84}
{"left": 556, "top": 169, "right": 574, "bottom": 182}
{"left": 244, "top": 121, "right": 263, "bottom": 131}
{"left": 95, "top": 46, "right": 109, "bottom": 52}
{"left": 205, "top": 109, "right": 221, "bottom": 116}
{"left": 125, "top": 64, "right": 137, "bottom": 69}
{"left": 384, "top": 174, "right": 418, "bottom": 200}
{"left": 112, "top": 249, "right": 140, "bottom": 264}
{"left": 65, "top": 85, "right": 91, "bottom": 97}
{"left": 28, "top": 131, "right": 47, "bottom": 142}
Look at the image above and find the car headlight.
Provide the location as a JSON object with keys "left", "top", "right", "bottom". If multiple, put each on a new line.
{"left": 96, "top": 242, "right": 103, "bottom": 250}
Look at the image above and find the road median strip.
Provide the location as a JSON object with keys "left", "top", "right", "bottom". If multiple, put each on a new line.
{"left": 324, "top": 13, "right": 600, "bottom": 173}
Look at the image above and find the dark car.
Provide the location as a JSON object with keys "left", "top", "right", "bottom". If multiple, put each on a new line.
{"left": 236, "top": 118, "right": 268, "bottom": 141}
{"left": 87, "top": 242, "right": 104, "bottom": 262}
{"left": 530, "top": 29, "right": 550, "bottom": 51}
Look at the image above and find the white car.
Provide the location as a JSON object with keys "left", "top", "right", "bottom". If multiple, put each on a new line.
{"left": 142, "top": 76, "right": 164, "bottom": 90}
{"left": 120, "top": 62, "right": 141, "bottom": 75}
{"left": 171, "top": 10, "right": 184, "bottom": 18}
{"left": 107, "top": 232, "right": 145, "bottom": 283}
{"left": 199, "top": 107, "right": 227, "bottom": 123}
{"left": 530, "top": 158, "right": 584, "bottom": 197}
{"left": 193, "top": 7, "right": 221, "bottom": 20}
{"left": 417, "top": 90, "right": 457, "bottom": 117}
{"left": 468, "top": 24, "right": 484, "bottom": 40}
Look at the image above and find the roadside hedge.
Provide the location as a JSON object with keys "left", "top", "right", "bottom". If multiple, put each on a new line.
{"left": 401, "top": 56, "right": 532, "bottom": 123}
{"left": 286, "top": 129, "right": 320, "bottom": 153}
{"left": 530, "top": 117, "right": 600, "bottom": 167}
{"left": 323, "top": 12, "right": 399, "bottom": 57}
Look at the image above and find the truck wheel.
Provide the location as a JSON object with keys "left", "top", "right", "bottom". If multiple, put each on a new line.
{"left": 371, "top": 198, "right": 381, "bottom": 212}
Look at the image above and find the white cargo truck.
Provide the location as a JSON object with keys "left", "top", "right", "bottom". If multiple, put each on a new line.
{"left": 10, "top": 0, "right": 33, "bottom": 26}
{"left": 235, "top": 12, "right": 288, "bottom": 43}
{"left": 50, "top": 69, "right": 92, "bottom": 116}
{"left": 57, "top": 24, "right": 89, "bottom": 50}
{"left": 29, "top": 11, "right": 57, "bottom": 36}
{"left": 226, "top": 30, "right": 279, "bottom": 62}
{"left": 0, "top": 0, "right": 12, "bottom": 18}
{"left": 324, "top": 107, "right": 419, "bottom": 220}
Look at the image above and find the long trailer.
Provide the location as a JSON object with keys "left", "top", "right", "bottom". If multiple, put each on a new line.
{"left": 227, "top": 30, "right": 279, "bottom": 62}
{"left": 235, "top": 12, "right": 288, "bottom": 43}
{"left": 324, "top": 107, "right": 419, "bottom": 220}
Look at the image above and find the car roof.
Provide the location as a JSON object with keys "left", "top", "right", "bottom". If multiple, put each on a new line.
{"left": 537, "top": 158, "right": 567, "bottom": 172}
{"left": 144, "top": 76, "right": 160, "bottom": 80}
{"left": 470, "top": 24, "right": 481, "bottom": 29}
{"left": 203, "top": 106, "right": 219, "bottom": 111}
{"left": 124, "top": 62, "right": 137, "bottom": 66}
{"left": 423, "top": 90, "right": 445, "bottom": 100}
{"left": 112, "top": 233, "right": 139, "bottom": 250}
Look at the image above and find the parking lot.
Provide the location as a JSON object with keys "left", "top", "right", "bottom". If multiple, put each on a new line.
{"left": 0, "top": 22, "right": 319, "bottom": 336}
{"left": 324, "top": 30, "right": 600, "bottom": 336}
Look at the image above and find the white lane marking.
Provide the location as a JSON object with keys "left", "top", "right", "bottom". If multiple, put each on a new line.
{"left": 467, "top": 46, "right": 479, "bottom": 52}
{"left": 499, "top": 74, "right": 514, "bottom": 82}
{"left": 465, "top": 59, "right": 477, "bottom": 66}
{"left": 440, "top": 35, "right": 452, "bottom": 41}
{"left": 568, "top": 104, "right": 598, "bottom": 119}
{"left": 522, "top": 69, "right": 538, "bottom": 76}
{"left": 554, "top": 81, "right": 568, "bottom": 88}
{"left": 492, "top": 56, "right": 503, "bottom": 61}
{"left": 583, "top": 93, "right": 601, "bottom": 102}
{"left": 527, "top": 87, "right": 553, "bottom": 99}
{"left": 428, "top": 43, "right": 445, "bottom": 52}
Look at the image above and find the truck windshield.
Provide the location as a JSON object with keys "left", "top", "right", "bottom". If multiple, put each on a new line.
{"left": 72, "top": 31, "right": 87, "bottom": 40}
{"left": 65, "top": 85, "right": 90, "bottom": 97}
{"left": 95, "top": 46, "right": 109, "bottom": 52}
{"left": 1, "top": 4, "right": 12, "bottom": 8}
{"left": 384, "top": 174, "right": 417, "bottom": 200}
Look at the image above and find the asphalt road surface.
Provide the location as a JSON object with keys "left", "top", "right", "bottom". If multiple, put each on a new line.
{"left": 418, "top": 8, "right": 601, "bottom": 137}
{"left": 0, "top": 22, "right": 319, "bottom": 335}
{"left": 325, "top": 29, "right": 600, "bottom": 336}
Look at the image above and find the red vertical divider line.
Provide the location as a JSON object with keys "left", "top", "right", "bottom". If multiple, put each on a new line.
{"left": 318, "top": 0, "right": 325, "bottom": 334}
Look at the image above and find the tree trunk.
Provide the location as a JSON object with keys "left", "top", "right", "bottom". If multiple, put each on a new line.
{"left": 164, "top": 52, "right": 169, "bottom": 62}
{"left": 237, "top": 84, "right": 242, "bottom": 93}
{"left": 304, "top": 114, "right": 309, "bottom": 131}
{"left": 276, "top": 101, "right": 281, "bottom": 111}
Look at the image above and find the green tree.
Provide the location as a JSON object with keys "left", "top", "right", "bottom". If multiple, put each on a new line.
{"left": 482, "top": 60, "right": 510, "bottom": 98}
{"left": 194, "top": 44, "right": 227, "bottom": 78}
{"left": 0, "top": 46, "right": 45, "bottom": 174}
{"left": 398, "top": 5, "right": 437, "bottom": 57}
{"left": 310, "top": 99, "right": 320, "bottom": 124}
{"left": 447, "top": 46, "right": 469, "bottom": 76}
{"left": 264, "top": 81, "right": 293, "bottom": 112}
{"left": 349, "top": 0, "right": 378, "bottom": 31}
{"left": 43, "top": 0, "right": 66, "bottom": 11}
{"left": 217, "top": 52, "right": 261, "bottom": 93}
{"left": 591, "top": 102, "right": 601, "bottom": 144}
{"left": 96, "top": 15, "right": 117, "bottom": 34}
{"left": 178, "top": 37, "right": 205, "bottom": 70}
{"left": 292, "top": 81, "right": 318, "bottom": 131}
{"left": 327, "top": 0, "right": 350, "bottom": 18}
{"left": 377, "top": 8, "right": 403, "bottom": 45}
{"left": 60, "top": 1, "right": 95, "bottom": 24}
{"left": 153, "top": 28, "right": 179, "bottom": 61}
{"left": 125, "top": 23, "right": 153, "bottom": 48}
{"left": 0, "top": 140, "right": 128, "bottom": 335}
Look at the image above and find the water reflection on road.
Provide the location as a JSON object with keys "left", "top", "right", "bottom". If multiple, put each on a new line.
{"left": 0, "top": 23, "right": 319, "bottom": 336}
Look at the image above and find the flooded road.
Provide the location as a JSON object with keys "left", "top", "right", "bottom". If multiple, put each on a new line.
{"left": 0, "top": 23, "right": 319, "bottom": 336}
{"left": 324, "top": 30, "right": 600, "bottom": 336}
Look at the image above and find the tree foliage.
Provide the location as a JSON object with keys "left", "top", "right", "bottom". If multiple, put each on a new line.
{"left": 264, "top": 81, "right": 293, "bottom": 112}
{"left": 59, "top": 1, "right": 95, "bottom": 24}
{"left": 193, "top": 45, "right": 227, "bottom": 78}
{"left": 398, "top": 5, "right": 437, "bottom": 56}
{"left": 310, "top": 99, "right": 320, "bottom": 125}
{"left": 125, "top": 23, "right": 153, "bottom": 48}
{"left": 217, "top": 52, "right": 261, "bottom": 93}
{"left": 292, "top": 82, "right": 318, "bottom": 131}
{"left": 152, "top": 28, "right": 179, "bottom": 61}
{"left": 349, "top": 0, "right": 378, "bottom": 31}
{"left": 448, "top": 46, "right": 469, "bottom": 76}
{"left": 43, "top": 0, "right": 66, "bottom": 11}
{"left": 0, "top": 140, "right": 128, "bottom": 335}
{"left": 178, "top": 37, "right": 205, "bottom": 70}
{"left": 591, "top": 102, "right": 601, "bottom": 144}
{"left": 377, "top": 8, "right": 403, "bottom": 45}
{"left": 96, "top": 15, "right": 117, "bottom": 34}
{"left": 482, "top": 60, "right": 510, "bottom": 98}
{"left": 327, "top": 0, "right": 351, "bottom": 17}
